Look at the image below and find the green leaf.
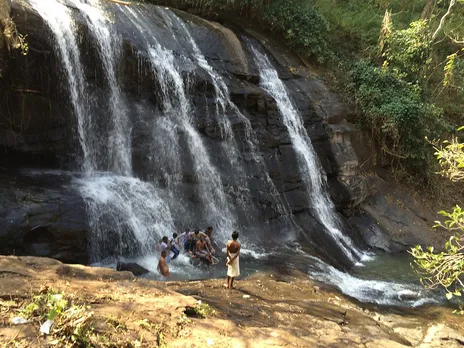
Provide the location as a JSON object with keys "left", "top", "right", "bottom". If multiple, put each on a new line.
{"left": 48, "top": 308, "right": 57, "bottom": 320}
{"left": 446, "top": 292, "right": 453, "bottom": 300}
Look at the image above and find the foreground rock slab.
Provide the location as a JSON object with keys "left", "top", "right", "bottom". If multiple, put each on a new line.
{"left": 0, "top": 256, "right": 463, "bottom": 347}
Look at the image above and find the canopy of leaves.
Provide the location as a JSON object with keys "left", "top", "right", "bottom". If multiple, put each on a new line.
{"left": 261, "top": 0, "right": 329, "bottom": 61}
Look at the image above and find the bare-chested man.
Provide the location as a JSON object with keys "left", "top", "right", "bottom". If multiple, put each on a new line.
{"left": 195, "top": 235, "right": 213, "bottom": 264}
{"left": 225, "top": 231, "right": 240, "bottom": 289}
{"left": 157, "top": 250, "right": 171, "bottom": 278}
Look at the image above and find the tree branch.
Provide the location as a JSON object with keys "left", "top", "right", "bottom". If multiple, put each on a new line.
{"left": 432, "top": 0, "right": 457, "bottom": 41}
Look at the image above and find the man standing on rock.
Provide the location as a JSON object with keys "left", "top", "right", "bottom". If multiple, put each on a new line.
{"left": 225, "top": 231, "right": 240, "bottom": 289}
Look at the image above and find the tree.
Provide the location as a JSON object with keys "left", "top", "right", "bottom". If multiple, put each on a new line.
{"left": 410, "top": 127, "right": 464, "bottom": 314}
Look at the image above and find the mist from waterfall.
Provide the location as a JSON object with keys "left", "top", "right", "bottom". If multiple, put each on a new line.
{"left": 249, "top": 44, "right": 363, "bottom": 263}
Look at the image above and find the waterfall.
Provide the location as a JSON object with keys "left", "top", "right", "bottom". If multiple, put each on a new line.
{"left": 77, "top": 176, "right": 175, "bottom": 261}
{"left": 27, "top": 0, "right": 360, "bottom": 264}
{"left": 28, "top": 0, "right": 94, "bottom": 172}
{"left": 28, "top": 0, "right": 176, "bottom": 261}
{"left": 162, "top": 9, "right": 290, "bottom": 217}
{"left": 250, "top": 45, "right": 363, "bottom": 263}
{"left": 120, "top": 6, "right": 238, "bottom": 241}
{"left": 166, "top": 10, "right": 257, "bottom": 157}
{"left": 68, "top": 0, "right": 132, "bottom": 176}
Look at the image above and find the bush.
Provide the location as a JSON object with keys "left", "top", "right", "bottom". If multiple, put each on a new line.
{"left": 382, "top": 20, "right": 432, "bottom": 82}
{"left": 410, "top": 129, "right": 464, "bottom": 314}
{"left": 349, "top": 60, "right": 447, "bottom": 172}
{"left": 261, "top": 0, "right": 330, "bottom": 61}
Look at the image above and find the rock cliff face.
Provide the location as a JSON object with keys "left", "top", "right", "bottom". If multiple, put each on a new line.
{"left": 0, "top": 1, "right": 435, "bottom": 265}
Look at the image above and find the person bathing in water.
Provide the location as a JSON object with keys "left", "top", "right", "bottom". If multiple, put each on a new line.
{"left": 225, "top": 231, "right": 240, "bottom": 289}
{"left": 195, "top": 234, "right": 214, "bottom": 264}
{"left": 160, "top": 236, "right": 179, "bottom": 260}
{"left": 170, "top": 233, "right": 181, "bottom": 258}
{"left": 205, "top": 226, "right": 216, "bottom": 254}
{"left": 157, "top": 250, "right": 171, "bottom": 278}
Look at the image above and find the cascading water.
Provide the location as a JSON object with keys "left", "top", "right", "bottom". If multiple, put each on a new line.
{"left": 68, "top": 0, "right": 132, "bottom": 175}
{"left": 118, "top": 6, "right": 238, "bottom": 241}
{"left": 31, "top": 0, "right": 362, "bottom": 259}
{"left": 28, "top": 0, "right": 94, "bottom": 172}
{"left": 28, "top": 0, "right": 175, "bottom": 261}
{"left": 77, "top": 176, "right": 175, "bottom": 260}
{"left": 249, "top": 45, "right": 364, "bottom": 263}
{"left": 163, "top": 9, "right": 290, "bottom": 217}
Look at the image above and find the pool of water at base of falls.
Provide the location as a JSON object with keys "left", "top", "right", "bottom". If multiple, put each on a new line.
{"left": 92, "top": 246, "right": 445, "bottom": 308}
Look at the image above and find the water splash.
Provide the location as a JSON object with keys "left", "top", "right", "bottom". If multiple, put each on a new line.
{"left": 77, "top": 174, "right": 175, "bottom": 262}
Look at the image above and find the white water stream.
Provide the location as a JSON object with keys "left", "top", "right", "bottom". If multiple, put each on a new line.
{"left": 163, "top": 9, "right": 289, "bottom": 217}
{"left": 28, "top": 0, "right": 94, "bottom": 172}
{"left": 120, "top": 6, "right": 238, "bottom": 241}
{"left": 250, "top": 45, "right": 365, "bottom": 263}
{"left": 68, "top": 0, "right": 132, "bottom": 176}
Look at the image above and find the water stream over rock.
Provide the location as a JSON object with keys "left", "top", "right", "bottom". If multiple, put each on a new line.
{"left": 249, "top": 43, "right": 365, "bottom": 263}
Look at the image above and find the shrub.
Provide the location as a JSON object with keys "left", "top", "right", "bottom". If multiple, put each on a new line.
{"left": 410, "top": 128, "right": 464, "bottom": 314}
{"left": 349, "top": 60, "right": 447, "bottom": 172}
{"left": 261, "top": 0, "right": 330, "bottom": 61}
{"left": 382, "top": 20, "right": 432, "bottom": 82}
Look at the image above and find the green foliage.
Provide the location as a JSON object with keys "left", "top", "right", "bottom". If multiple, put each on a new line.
{"left": 261, "top": 0, "right": 330, "bottom": 61}
{"left": 410, "top": 127, "right": 464, "bottom": 314}
{"left": 349, "top": 60, "right": 446, "bottom": 171}
{"left": 433, "top": 127, "right": 464, "bottom": 181}
{"left": 383, "top": 20, "right": 432, "bottom": 82}
{"left": 184, "top": 302, "right": 215, "bottom": 318}
{"left": 313, "top": 0, "right": 425, "bottom": 53}
{"left": 22, "top": 288, "right": 69, "bottom": 321}
{"left": 20, "top": 288, "right": 95, "bottom": 346}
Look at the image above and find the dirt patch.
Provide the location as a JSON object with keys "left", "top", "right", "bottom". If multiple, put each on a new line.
{"left": 0, "top": 256, "right": 463, "bottom": 347}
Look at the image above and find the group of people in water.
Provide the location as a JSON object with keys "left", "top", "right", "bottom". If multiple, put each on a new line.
{"left": 157, "top": 227, "right": 241, "bottom": 289}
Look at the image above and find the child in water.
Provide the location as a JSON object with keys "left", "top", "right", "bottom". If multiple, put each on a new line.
{"left": 158, "top": 249, "right": 171, "bottom": 278}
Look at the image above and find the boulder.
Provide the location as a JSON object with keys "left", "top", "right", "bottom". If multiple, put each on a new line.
{"left": 116, "top": 261, "right": 149, "bottom": 276}
{"left": 0, "top": 170, "right": 88, "bottom": 264}
{"left": 348, "top": 179, "right": 438, "bottom": 252}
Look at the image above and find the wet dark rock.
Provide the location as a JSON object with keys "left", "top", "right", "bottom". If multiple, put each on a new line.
{"left": 0, "top": 171, "right": 88, "bottom": 264}
{"left": 116, "top": 261, "right": 149, "bottom": 276}
{"left": 348, "top": 180, "right": 437, "bottom": 252}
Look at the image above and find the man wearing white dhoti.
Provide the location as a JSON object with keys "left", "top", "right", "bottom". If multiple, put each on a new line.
{"left": 225, "top": 231, "right": 241, "bottom": 289}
